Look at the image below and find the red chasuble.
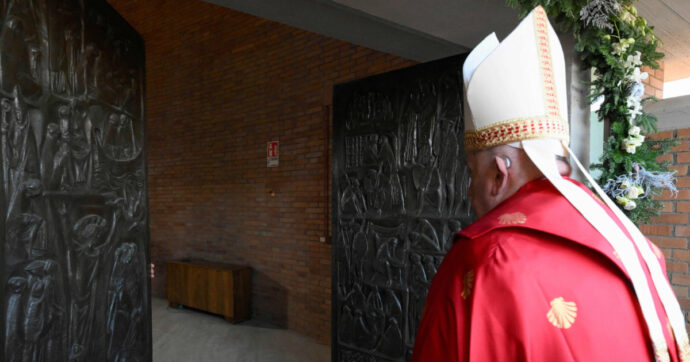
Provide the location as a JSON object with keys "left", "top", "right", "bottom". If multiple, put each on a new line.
{"left": 411, "top": 178, "right": 680, "bottom": 362}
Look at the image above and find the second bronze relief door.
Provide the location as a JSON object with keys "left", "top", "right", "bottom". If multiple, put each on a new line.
{"left": 332, "top": 55, "right": 473, "bottom": 361}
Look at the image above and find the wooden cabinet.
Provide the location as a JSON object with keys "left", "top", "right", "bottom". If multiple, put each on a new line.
{"left": 166, "top": 259, "right": 251, "bottom": 323}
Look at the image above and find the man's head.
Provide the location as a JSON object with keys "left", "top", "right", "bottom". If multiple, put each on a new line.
{"left": 467, "top": 144, "right": 571, "bottom": 217}
{"left": 461, "top": 7, "right": 572, "bottom": 218}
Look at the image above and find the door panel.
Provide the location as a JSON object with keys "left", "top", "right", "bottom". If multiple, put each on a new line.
{"left": 332, "top": 55, "right": 472, "bottom": 361}
{"left": 0, "top": 1, "right": 150, "bottom": 361}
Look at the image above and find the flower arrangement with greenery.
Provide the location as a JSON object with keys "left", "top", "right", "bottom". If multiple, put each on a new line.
{"left": 506, "top": 0, "right": 677, "bottom": 224}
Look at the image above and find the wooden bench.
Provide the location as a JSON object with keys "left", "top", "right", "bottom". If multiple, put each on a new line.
{"left": 166, "top": 259, "right": 251, "bottom": 323}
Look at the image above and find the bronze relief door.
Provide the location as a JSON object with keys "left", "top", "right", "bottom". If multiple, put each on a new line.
{"left": 0, "top": 0, "right": 151, "bottom": 361}
{"left": 332, "top": 55, "right": 472, "bottom": 361}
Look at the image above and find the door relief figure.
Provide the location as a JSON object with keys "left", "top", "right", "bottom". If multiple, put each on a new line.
{"left": 333, "top": 56, "right": 470, "bottom": 361}
{"left": 0, "top": 1, "right": 151, "bottom": 361}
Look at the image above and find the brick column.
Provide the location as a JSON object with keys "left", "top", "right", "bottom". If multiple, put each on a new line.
{"left": 644, "top": 128, "right": 690, "bottom": 330}
{"left": 642, "top": 61, "right": 664, "bottom": 99}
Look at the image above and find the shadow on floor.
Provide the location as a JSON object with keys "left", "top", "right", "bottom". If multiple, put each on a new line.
{"left": 250, "top": 271, "right": 289, "bottom": 329}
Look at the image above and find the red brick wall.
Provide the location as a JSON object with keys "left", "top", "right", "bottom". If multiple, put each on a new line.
{"left": 642, "top": 61, "right": 664, "bottom": 98}
{"left": 106, "top": 0, "right": 415, "bottom": 343}
{"left": 640, "top": 61, "right": 690, "bottom": 328}
{"left": 644, "top": 128, "right": 690, "bottom": 330}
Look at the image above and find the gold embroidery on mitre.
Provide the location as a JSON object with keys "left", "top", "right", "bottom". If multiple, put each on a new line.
{"left": 464, "top": 115, "right": 569, "bottom": 151}
{"left": 546, "top": 297, "right": 577, "bottom": 329}
{"left": 461, "top": 270, "right": 475, "bottom": 300}
{"left": 533, "top": 6, "right": 562, "bottom": 122}
{"left": 653, "top": 339, "right": 670, "bottom": 362}
{"left": 498, "top": 212, "right": 527, "bottom": 225}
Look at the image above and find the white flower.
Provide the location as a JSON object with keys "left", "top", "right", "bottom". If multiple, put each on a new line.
{"left": 629, "top": 81, "right": 645, "bottom": 99}
{"left": 622, "top": 134, "right": 645, "bottom": 153}
{"left": 614, "top": 38, "right": 636, "bottom": 57}
{"left": 626, "top": 96, "right": 643, "bottom": 122}
{"left": 620, "top": 180, "right": 631, "bottom": 189}
{"left": 620, "top": 10, "right": 635, "bottom": 23}
{"left": 623, "top": 51, "right": 643, "bottom": 69}
{"left": 620, "top": 4, "right": 638, "bottom": 23}
{"left": 632, "top": 51, "right": 642, "bottom": 65}
{"left": 612, "top": 42, "right": 629, "bottom": 56}
{"left": 632, "top": 134, "right": 644, "bottom": 145}
{"left": 616, "top": 195, "right": 630, "bottom": 205}
{"left": 632, "top": 135, "right": 645, "bottom": 146}
{"left": 626, "top": 186, "right": 640, "bottom": 199}
{"left": 628, "top": 125, "right": 641, "bottom": 137}
{"left": 626, "top": 96, "right": 640, "bottom": 108}
{"left": 636, "top": 185, "right": 645, "bottom": 197}
{"left": 627, "top": 67, "right": 648, "bottom": 83}
{"left": 624, "top": 200, "right": 637, "bottom": 210}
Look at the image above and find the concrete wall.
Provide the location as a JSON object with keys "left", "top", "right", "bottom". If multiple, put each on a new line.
{"left": 646, "top": 95, "right": 690, "bottom": 132}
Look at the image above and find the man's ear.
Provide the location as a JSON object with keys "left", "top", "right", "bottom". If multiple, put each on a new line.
{"left": 491, "top": 156, "right": 510, "bottom": 196}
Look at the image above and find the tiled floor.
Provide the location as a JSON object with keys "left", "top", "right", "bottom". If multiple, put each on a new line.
{"left": 152, "top": 297, "right": 330, "bottom": 362}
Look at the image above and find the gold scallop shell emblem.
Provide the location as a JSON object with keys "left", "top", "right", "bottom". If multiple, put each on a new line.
{"left": 461, "top": 270, "right": 475, "bottom": 300}
{"left": 546, "top": 297, "right": 577, "bottom": 329}
{"left": 498, "top": 212, "right": 527, "bottom": 225}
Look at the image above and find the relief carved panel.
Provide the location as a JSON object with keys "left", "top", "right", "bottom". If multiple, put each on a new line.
{"left": 333, "top": 56, "right": 471, "bottom": 361}
{"left": 0, "top": 1, "right": 150, "bottom": 361}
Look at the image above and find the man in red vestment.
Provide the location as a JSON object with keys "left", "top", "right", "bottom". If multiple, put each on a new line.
{"left": 411, "top": 6, "right": 689, "bottom": 362}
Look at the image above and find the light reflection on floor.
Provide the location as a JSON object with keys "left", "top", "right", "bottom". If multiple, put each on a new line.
{"left": 152, "top": 297, "right": 330, "bottom": 362}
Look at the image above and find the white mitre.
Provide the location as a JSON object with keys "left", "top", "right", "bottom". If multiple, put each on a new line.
{"left": 463, "top": 6, "right": 567, "bottom": 156}
{"left": 462, "top": 6, "right": 689, "bottom": 361}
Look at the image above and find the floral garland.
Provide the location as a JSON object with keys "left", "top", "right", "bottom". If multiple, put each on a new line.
{"left": 506, "top": 0, "right": 677, "bottom": 224}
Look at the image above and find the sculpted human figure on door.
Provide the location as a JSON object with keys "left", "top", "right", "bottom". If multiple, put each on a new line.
{"left": 0, "top": 2, "right": 150, "bottom": 361}
{"left": 334, "top": 56, "right": 467, "bottom": 360}
{"left": 66, "top": 209, "right": 119, "bottom": 361}
{"left": 107, "top": 242, "right": 143, "bottom": 360}
{"left": 4, "top": 88, "right": 39, "bottom": 201}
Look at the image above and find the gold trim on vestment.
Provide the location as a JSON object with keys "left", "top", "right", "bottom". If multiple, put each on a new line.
{"left": 680, "top": 337, "right": 690, "bottom": 361}
{"left": 654, "top": 339, "right": 670, "bottom": 362}
{"left": 461, "top": 270, "right": 475, "bottom": 300}
{"left": 497, "top": 212, "right": 528, "bottom": 225}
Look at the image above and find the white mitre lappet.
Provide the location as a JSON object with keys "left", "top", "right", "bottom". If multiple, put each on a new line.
{"left": 462, "top": 6, "right": 689, "bottom": 361}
